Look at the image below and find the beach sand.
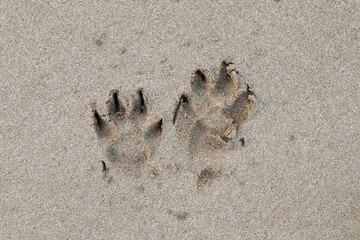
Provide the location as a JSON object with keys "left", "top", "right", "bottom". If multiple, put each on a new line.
{"left": 1, "top": 1, "right": 359, "bottom": 239}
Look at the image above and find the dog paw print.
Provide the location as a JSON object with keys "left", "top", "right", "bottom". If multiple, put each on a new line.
{"left": 90, "top": 88, "right": 163, "bottom": 173}
{"left": 172, "top": 58, "right": 255, "bottom": 156}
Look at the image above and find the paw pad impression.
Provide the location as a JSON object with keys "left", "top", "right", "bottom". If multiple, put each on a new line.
{"left": 172, "top": 59, "right": 255, "bottom": 155}
{"left": 90, "top": 88, "right": 163, "bottom": 173}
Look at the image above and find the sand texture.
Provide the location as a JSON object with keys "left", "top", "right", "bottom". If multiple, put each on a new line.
{"left": 1, "top": 1, "right": 359, "bottom": 239}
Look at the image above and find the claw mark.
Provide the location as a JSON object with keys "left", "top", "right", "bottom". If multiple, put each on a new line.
{"left": 138, "top": 90, "right": 146, "bottom": 113}
{"left": 132, "top": 89, "right": 148, "bottom": 118}
{"left": 107, "top": 90, "right": 126, "bottom": 119}
{"left": 240, "top": 138, "right": 245, "bottom": 146}
{"left": 156, "top": 119, "right": 163, "bottom": 134}
{"left": 223, "top": 60, "right": 233, "bottom": 66}
{"left": 101, "top": 161, "right": 107, "bottom": 172}
{"left": 113, "top": 92, "right": 120, "bottom": 113}
{"left": 247, "top": 84, "right": 256, "bottom": 97}
{"left": 192, "top": 69, "right": 210, "bottom": 94}
{"left": 173, "top": 94, "right": 189, "bottom": 124}
{"left": 147, "top": 118, "right": 163, "bottom": 136}
{"left": 220, "top": 136, "right": 231, "bottom": 142}
{"left": 195, "top": 70, "right": 206, "bottom": 83}
{"left": 180, "top": 94, "right": 189, "bottom": 104}
{"left": 101, "top": 160, "right": 112, "bottom": 183}
{"left": 173, "top": 102, "right": 181, "bottom": 124}
{"left": 93, "top": 109, "right": 104, "bottom": 130}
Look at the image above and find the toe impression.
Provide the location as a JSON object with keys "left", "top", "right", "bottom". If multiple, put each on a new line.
{"left": 224, "top": 85, "right": 255, "bottom": 127}
{"left": 214, "top": 60, "right": 237, "bottom": 96}
{"left": 91, "top": 108, "right": 113, "bottom": 139}
{"left": 131, "top": 88, "right": 149, "bottom": 123}
{"left": 106, "top": 89, "right": 127, "bottom": 123}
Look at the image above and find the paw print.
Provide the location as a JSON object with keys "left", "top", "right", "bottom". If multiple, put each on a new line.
{"left": 172, "top": 58, "right": 255, "bottom": 156}
{"left": 90, "top": 88, "right": 163, "bottom": 172}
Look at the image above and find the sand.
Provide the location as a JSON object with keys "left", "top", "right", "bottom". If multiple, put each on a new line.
{"left": 1, "top": 1, "right": 359, "bottom": 239}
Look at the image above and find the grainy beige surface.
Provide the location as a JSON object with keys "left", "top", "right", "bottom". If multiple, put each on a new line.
{"left": 1, "top": 1, "right": 359, "bottom": 239}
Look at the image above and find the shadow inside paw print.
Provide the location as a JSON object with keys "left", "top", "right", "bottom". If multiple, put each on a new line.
{"left": 90, "top": 88, "right": 163, "bottom": 173}
{"left": 172, "top": 58, "right": 255, "bottom": 157}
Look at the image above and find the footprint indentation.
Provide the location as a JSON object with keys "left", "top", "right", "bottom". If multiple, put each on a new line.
{"left": 90, "top": 88, "right": 163, "bottom": 173}
{"left": 173, "top": 58, "right": 255, "bottom": 155}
